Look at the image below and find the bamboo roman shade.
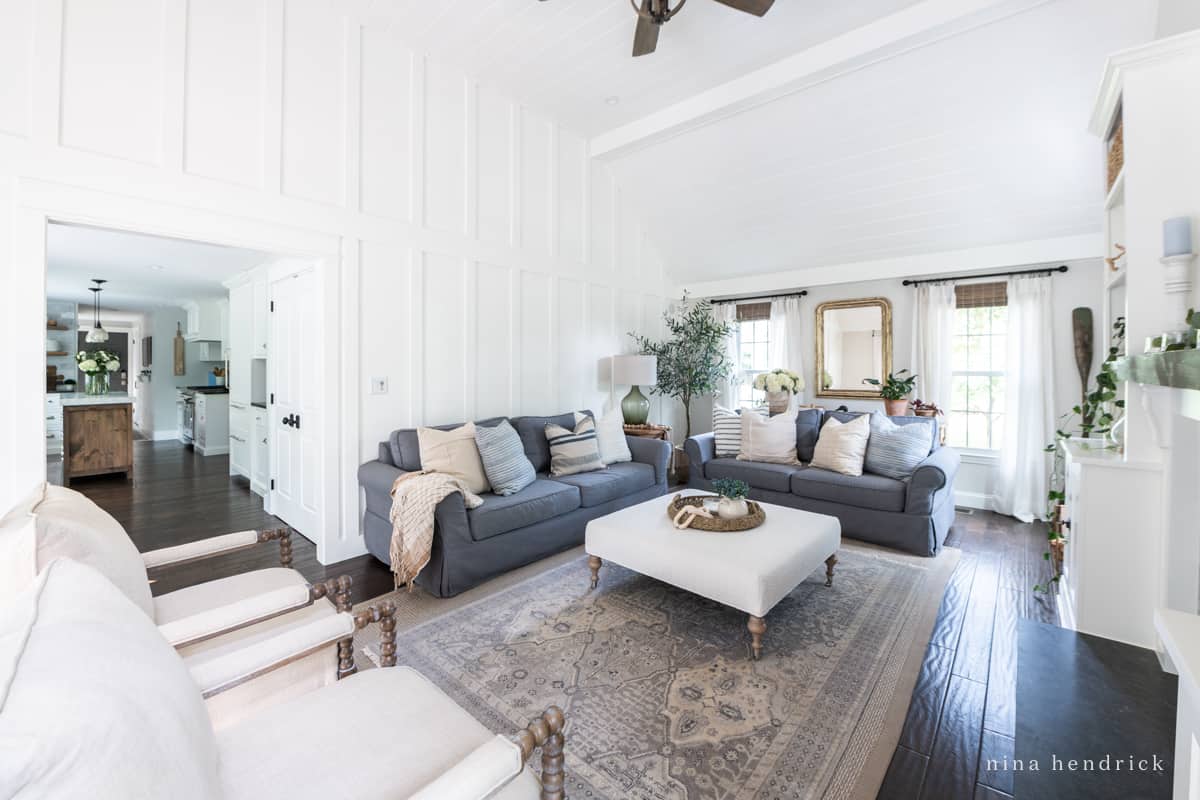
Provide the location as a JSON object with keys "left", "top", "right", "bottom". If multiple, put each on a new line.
{"left": 735, "top": 301, "right": 771, "bottom": 322}
{"left": 954, "top": 281, "right": 1007, "bottom": 309}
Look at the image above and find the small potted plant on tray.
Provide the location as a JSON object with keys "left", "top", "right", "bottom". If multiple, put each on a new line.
{"left": 863, "top": 369, "right": 918, "bottom": 416}
{"left": 711, "top": 477, "right": 751, "bottom": 520}
{"left": 911, "top": 399, "right": 943, "bottom": 418}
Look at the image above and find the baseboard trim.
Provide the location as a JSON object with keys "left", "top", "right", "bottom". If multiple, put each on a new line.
{"left": 151, "top": 429, "right": 181, "bottom": 442}
{"left": 954, "top": 490, "right": 997, "bottom": 511}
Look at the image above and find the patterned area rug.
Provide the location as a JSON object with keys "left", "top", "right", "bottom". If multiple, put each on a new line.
{"left": 357, "top": 542, "right": 958, "bottom": 800}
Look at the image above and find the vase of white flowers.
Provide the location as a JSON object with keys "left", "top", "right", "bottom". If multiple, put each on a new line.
{"left": 77, "top": 349, "right": 121, "bottom": 395}
{"left": 752, "top": 368, "right": 805, "bottom": 416}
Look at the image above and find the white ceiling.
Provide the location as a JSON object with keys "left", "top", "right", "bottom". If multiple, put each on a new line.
{"left": 46, "top": 223, "right": 269, "bottom": 312}
{"left": 600, "top": 0, "right": 1158, "bottom": 284}
{"left": 368, "top": 0, "right": 924, "bottom": 135}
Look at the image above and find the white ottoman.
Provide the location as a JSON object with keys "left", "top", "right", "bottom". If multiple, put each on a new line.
{"left": 585, "top": 491, "right": 841, "bottom": 659}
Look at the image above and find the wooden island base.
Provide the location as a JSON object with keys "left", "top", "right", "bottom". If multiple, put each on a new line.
{"left": 63, "top": 401, "right": 133, "bottom": 485}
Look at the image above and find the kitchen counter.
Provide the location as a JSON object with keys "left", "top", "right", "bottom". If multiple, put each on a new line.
{"left": 54, "top": 392, "right": 134, "bottom": 407}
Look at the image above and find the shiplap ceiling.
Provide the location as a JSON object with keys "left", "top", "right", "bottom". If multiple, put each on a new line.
{"left": 367, "top": 0, "right": 923, "bottom": 134}
{"left": 46, "top": 223, "right": 269, "bottom": 312}
{"left": 601, "top": 0, "right": 1158, "bottom": 282}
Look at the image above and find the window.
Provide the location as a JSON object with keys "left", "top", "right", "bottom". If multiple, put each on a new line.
{"left": 948, "top": 282, "right": 1007, "bottom": 450}
{"left": 735, "top": 303, "right": 771, "bottom": 407}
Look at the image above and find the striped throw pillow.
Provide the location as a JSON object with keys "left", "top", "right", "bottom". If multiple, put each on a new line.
{"left": 545, "top": 417, "right": 605, "bottom": 477}
{"left": 864, "top": 413, "right": 932, "bottom": 479}
{"left": 713, "top": 405, "right": 766, "bottom": 457}
{"left": 474, "top": 420, "right": 536, "bottom": 496}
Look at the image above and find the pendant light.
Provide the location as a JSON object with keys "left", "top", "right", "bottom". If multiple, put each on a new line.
{"left": 85, "top": 279, "right": 109, "bottom": 343}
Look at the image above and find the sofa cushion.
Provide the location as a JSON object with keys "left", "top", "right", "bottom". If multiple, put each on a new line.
{"left": 388, "top": 417, "right": 506, "bottom": 472}
{"left": 15, "top": 484, "right": 155, "bottom": 619}
{"left": 589, "top": 411, "right": 632, "bottom": 465}
{"left": 823, "top": 410, "right": 939, "bottom": 453}
{"left": 511, "top": 411, "right": 589, "bottom": 472}
{"left": 417, "top": 423, "right": 490, "bottom": 494}
{"left": 865, "top": 412, "right": 934, "bottom": 479}
{"left": 546, "top": 416, "right": 605, "bottom": 477}
{"left": 811, "top": 414, "right": 871, "bottom": 477}
{"left": 795, "top": 408, "right": 823, "bottom": 463}
{"left": 0, "top": 559, "right": 223, "bottom": 799}
{"left": 790, "top": 467, "right": 907, "bottom": 513}
{"left": 467, "top": 479, "right": 581, "bottom": 541}
{"left": 474, "top": 419, "right": 537, "bottom": 496}
{"left": 705, "top": 458, "right": 801, "bottom": 493}
{"left": 552, "top": 461, "right": 656, "bottom": 507}
{"left": 738, "top": 408, "right": 799, "bottom": 464}
{"left": 217, "top": 667, "right": 512, "bottom": 800}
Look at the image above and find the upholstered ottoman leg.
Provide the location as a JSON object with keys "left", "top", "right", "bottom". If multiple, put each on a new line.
{"left": 588, "top": 556, "right": 602, "bottom": 590}
{"left": 748, "top": 615, "right": 766, "bottom": 660}
{"left": 825, "top": 554, "right": 837, "bottom": 587}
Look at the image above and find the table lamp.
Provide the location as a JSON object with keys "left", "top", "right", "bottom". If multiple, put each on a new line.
{"left": 612, "top": 354, "right": 657, "bottom": 425}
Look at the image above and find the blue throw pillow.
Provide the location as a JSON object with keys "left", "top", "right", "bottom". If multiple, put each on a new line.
{"left": 864, "top": 413, "right": 932, "bottom": 479}
{"left": 474, "top": 420, "right": 536, "bottom": 496}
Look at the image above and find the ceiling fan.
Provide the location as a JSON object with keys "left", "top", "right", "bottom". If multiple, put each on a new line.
{"left": 629, "top": 0, "right": 774, "bottom": 57}
{"left": 538, "top": 0, "right": 775, "bottom": 57}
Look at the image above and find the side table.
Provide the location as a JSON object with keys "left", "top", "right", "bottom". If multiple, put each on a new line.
{"left": 622, "top": 424, "right": 684, "bottom": 484}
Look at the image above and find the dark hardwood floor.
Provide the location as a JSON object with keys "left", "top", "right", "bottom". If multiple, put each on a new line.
{"left": 63, "top": 440, "right": 1064, "bottom": 798}
{"left": 53, "top": 440, "right": 395, "bottom": 603}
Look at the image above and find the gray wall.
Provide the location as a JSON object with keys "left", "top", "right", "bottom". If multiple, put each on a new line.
{"left": 1157, "top": 0, "right": 1200, "bottom": 38}
{"left": 145, "top": 307, "right": 220, "bottom": 437}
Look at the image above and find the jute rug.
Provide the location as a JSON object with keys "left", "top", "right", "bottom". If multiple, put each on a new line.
{"left": 354, "top": 541, "right": 959, "bottom": 800}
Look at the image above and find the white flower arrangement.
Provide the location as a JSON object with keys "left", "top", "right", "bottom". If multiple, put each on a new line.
{"left": 752, "top": 368, "right": 804, "bottom": 395}
{"left": 76, "top": 349, "right": 120, "bottom": 375}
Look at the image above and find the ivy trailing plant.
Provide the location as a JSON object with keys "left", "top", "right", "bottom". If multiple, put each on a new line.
{"left": 630, "top": 292, "right": 734, "bottom": 440}
{"left": 1034, "top": 316, "right": 1125, "bottom": 593}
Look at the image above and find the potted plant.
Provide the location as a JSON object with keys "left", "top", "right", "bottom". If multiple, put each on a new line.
{"left": 76, "top": 349, "right": 121, "bottom": 395}
{"left": 631, "top": 293, "right": 735, "bottom": 481}
{"left": 911, "top": 399, "right": 943, "bottom": 418}
{"left": 753, "top": 368, "right": 805, "bottom": 415}
{"left": 710, "top": 477, "right": 750, "bottom": 519}
{"left": 863, "top": 369, "right": 918, "bottom": 416}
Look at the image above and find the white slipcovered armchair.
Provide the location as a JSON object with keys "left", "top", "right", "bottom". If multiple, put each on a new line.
{"left": 0, "top": 558, "right": 566, "bottom": 800}
{"left": 0, "top": 484, "right": 362, "bottom": 728}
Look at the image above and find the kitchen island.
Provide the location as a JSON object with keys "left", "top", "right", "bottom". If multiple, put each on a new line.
{"left": 60, "top": 392, "right": 133, "bottom": 485}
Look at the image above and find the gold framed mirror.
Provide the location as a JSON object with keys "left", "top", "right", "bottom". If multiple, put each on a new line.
{"left": 814, "top": 298, "right": 893, "bottom": 399}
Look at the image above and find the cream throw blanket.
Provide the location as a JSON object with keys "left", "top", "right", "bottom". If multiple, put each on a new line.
{"left": 389, "top": 470, "right": 483, "bottom": 589}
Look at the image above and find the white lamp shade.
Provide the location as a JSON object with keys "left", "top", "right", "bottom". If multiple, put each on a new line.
{"left": 612, "top": 354, "right": 657, "bottom": 386}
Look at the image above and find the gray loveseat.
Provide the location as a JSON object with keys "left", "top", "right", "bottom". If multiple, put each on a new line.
{"left": 684, "top": 409, "right": 959, "bottom": 556}
{"left": 358, "top": 411, "right": 671, "bottom": 597}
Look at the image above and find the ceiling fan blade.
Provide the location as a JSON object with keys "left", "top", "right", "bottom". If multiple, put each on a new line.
{"left": 710, "top": 0, "right": 774, "bottom": 16}
{"left": 632, "top": 1, "right": 660, "bottom": 57}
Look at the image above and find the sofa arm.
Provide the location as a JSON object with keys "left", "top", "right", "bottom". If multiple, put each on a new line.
{"left": 143, "top": 527, "right": 293, "bottom": 570}
{"left": 358, "top": 459, "right": 404, "bottom": 499}
{"left": 684, "top": 433, "right": 716, "bottom": 471}
{"left": 627, "top": 436, "right": 671, "bottom": 485}
{"left": 906, "top": 446, "right": 961, "bottom": 515}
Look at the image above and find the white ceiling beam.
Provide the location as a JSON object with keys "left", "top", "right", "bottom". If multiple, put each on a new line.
{"left": 677, "top": 233, "right": 1103, "bottom": 296}
{"left": 589, "top": 0, "right": 1050, "bottom": 160}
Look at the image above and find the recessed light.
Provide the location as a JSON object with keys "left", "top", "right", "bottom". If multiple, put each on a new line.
{"left": 604, "top": 96, "right": 620, "bottom": 106}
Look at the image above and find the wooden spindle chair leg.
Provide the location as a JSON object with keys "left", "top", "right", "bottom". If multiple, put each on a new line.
{"left": 514, "top": 706, "right": 566, "bottom": 800}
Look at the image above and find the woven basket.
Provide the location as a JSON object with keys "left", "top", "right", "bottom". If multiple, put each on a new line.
{"left": 1106, "top": 117, "right": 1124, "bottom": 191}
{"left": 667, "top": 494, "right": 766, "bottom": 532}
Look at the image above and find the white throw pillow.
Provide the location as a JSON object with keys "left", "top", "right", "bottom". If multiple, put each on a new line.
{"left": 811, "top": 414, "right": 872, "bottom": 476}
{"left": 579, "top": 411, "right": 631, "bottom": 465}
{"left": 0, "top": 559, "right": 223, "bottom": 799}
{"left": 738, "top": 408, "right": 799, "bottom": 464}
{"left": 417, "top": 423, "right": 491, "bottom": 494}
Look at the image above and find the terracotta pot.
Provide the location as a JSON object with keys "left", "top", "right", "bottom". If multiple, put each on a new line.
{"left": 883, "top": 398, "right": 910, "bottom": 416}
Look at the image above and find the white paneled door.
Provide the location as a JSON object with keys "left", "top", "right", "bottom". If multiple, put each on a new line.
{"left": 270, "top": 267, "right": 321, "bottom": 539}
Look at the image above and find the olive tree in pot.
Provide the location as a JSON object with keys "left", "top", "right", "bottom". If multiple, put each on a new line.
{"left": 863, "top": 369, "right": 918, "bottom": 416}
{"left": 631, "top": 294, "right": 734, "bottom": 482}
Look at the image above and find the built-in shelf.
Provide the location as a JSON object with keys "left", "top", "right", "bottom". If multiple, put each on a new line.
{"left": 46, "top": 351, "right": 68, "bottom": 357}
{"left": 1117, "top": 348, "right": 1200, "bottom": 390}
{"left": 1104, "top": 167, "right": 1125, "bottom": 209}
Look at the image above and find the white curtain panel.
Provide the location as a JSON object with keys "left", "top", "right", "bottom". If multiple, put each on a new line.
{"left": 768, "top": 296, "right": 806, "bottom": 402}
{"left": 910, "top": 281, "right": 956, "bottom": 410}
{"left": 995, "top": 274, "right": 1056, "bottom": 522}
{"left": 714, "top": 302, "right": 740, "bottom": 409}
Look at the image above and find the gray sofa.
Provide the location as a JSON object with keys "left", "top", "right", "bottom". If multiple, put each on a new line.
{"left": 684, "top": 409, "right": 959, "bottom": 556}
{"left": 358, "top": 411, "right": 671, "bottom": 597}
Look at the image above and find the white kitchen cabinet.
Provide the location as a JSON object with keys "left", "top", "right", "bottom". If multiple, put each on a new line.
{"left": 194, "top": 341, "right": 224, "bottom": 362}
{"left": 251, "top": 406, "right": 269, "bottom": 496}
{"left": 229, "top": 402, "right": 250, "bottom": 477}
{"left": 194, "top": 393, "right": 230, "bottom": 457}
{"left": 228, "top": 282, "right": 253, "bottom": 406}
{"left": 251, "top": 274, "right": 269, "bottom": 358}
{"left": 45, "top": 395, "right": 63, "bottom": 456}
{"left": 183, "top": 299, "right": 224, "bottom": 343}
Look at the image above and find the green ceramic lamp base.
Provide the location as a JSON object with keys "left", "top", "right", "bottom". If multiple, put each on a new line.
{"left": 621, "top": 385, "right": 650, "bottom": 425}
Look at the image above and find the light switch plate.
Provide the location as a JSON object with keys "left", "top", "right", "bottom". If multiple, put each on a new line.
{"left": 370, "top": 376, "right": 388, "bottom": 395}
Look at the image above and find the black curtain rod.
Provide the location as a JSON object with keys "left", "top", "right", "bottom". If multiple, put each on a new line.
{"left": 710, "top": 290, "right": 808, "bottom": 304}
{"left": 903, "top": 264, "right": 1068, "bottom": 287}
